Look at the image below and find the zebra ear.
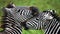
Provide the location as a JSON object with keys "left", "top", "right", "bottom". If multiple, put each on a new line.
{"left": 50, "top": 10, "right": 56, "bottom": 14}
{"left": 6, "top": 2, "right": 16, "bottom": 8}
{"left": 29, "top": 6, "right": 38, "bottom": 12}
{"left": 29, "top": 6, "right": 39, "bottom": 16}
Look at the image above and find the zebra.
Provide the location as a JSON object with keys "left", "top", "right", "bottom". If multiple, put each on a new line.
{"left": 44, "top": 10, "right": 60, "bottom": 34}
{"left": 25, "top": 10, "right": 60, "bottom": 34}
{"left": 24, "top": 10, "right": 54, "bottom": 30}
{"left": 0, "top": 3, "right": 39, "bottom": 34}
{"left": 39, "top": 10, "right": 60, "bottom": 34}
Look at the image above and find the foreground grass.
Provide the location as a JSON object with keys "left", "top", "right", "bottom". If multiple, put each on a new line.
{"left": 23, "top": 29, "right": 44, "bottom": 34}
{"left": 0, "top": 0, "right": 60, "bottom": 34}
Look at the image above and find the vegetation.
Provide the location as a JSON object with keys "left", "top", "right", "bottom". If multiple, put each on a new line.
{"left": 0, "top": 0, "right": 60, "bottom": 34}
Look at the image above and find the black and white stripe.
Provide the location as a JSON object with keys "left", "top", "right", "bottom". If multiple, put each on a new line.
{"left": 1, "top": 9, "right": 22, "bottom": 34}
{"left": 45, "top": 18, "right": 60, "bottom": 34}
{"left": 25, "top": 10, "right": 54, "bottom": 30}
{"left": 25, "top": 12, "right": 46, "bottom": 30}
{"left": 0, "top": 3, "right": 39, "bottom": 34}
{"left": 42, "top": 10, "right": 60, "bottom": 34}
{"left": 4, "top": 6, "right": 39, "bottom": 23}
{"left": 25, "top": 10, "right": 60, "bottom": 34}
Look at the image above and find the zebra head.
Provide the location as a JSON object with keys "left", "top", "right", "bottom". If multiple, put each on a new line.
{"left": 42, "top": 10, "right": 56, "bottom": 20}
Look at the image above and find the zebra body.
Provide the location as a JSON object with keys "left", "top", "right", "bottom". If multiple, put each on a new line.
{"left": 25, "top": 10, "right": 54, "bottom": 30}
{"left": 45, "top": 18, "right": 60, "bottom": 34}
{"left": 1, "top": 9, "right": 22, "bottom": 34}
{"left": 1, "top": 3, "right": 60, "bottom": 34}
{"left": 42, "top": 10, "right": 60, "bottom": 34}
{"left": 1, "top": 3, "right": 39, "bottom": 34}
{"left": 25, "top": 10, "right": 60, "bottom": 34}
{"left": 25, "top": 12, "right": 48, "bottom": 30}
{"left": 3, "top": 6, "right": 35, "bottom": 22}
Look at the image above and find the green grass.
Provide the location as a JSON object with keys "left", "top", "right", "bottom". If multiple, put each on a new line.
{"left": 0, "top": 0, "right": 60, "bottom": 34}
{"left": 22, "top": 29, "right": 44, "bottom": 34}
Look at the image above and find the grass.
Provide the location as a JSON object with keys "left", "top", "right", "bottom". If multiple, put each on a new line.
{"left": 22, "top": 29, "right": 44, "bottom": 34}
{"left": 0, "top": 0, "right": 60, "bottom": 34}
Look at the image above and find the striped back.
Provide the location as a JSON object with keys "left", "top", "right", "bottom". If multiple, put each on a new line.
{"left": 3, "top": 6, "right": 39, "bottom": 22}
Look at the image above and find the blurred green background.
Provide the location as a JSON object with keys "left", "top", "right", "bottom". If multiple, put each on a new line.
{"left": 0, "top": 0, "right": 60, "bottom": 34}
